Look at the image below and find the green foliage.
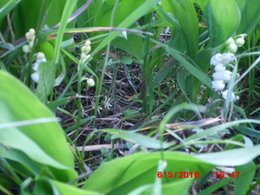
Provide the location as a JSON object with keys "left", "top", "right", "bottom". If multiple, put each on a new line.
{"left": 0, "top": 71, "right": 77, "bottom": 182}
{"left": 205, "top": 0, "right": 241, "bottom": 46}
{"left": 236, "top": 0, "right": 260, "bottom": 34}
{"left": 84, "top": 152, "right": 214, "bottom": 194}
{"left": 0, "top": 0, "right": 260, "bottom": 194}
{"left": 166, "top": 0, "right": 199, "bottom": 58}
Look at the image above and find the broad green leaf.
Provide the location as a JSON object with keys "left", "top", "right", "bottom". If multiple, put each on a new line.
{"left": 236, "top": 0, "right": 260, "bottom": 34}
{"left": 167, "top": 0, "right": 199, "bottom": 58}
{"left": 84, "top": 152, "right": 214, "bottom": 194}
{"left": 195, "top": 145, "right": 260, "bottom": 166}
{"left": 35, "top": 61, "right": 56, "bottom": 103}
{"left": 51, "top": 180, "right": 103, "bottom": 195}
{"left": 92, "top": 0, "right": 160, "bottom": 54}
{"left": 77, "top": 0, "right": 144, "bottom": 28}
{"left": 205, "top": 0, "right": 241, "bottom": 46}
{"left": 13, "top": 0, "right": 50, "bottom": 38}
{"left": 0, "top": 71, "right": 77, "bottom": 181}
{"left": 100, "top": 129, "right": 172, "bottom": 149}
{"left": 234, "top": 162, "right": 256, "bottom": 195}
{"left": 113, "top": 35, "right": 144, "bottom": 59}
{"left": 13, "top": 0, "right": 70, "bottom": 38}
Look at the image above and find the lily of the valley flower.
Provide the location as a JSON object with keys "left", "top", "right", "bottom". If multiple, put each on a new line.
{"left": 31, "top": 52, "right": 47, "bottom": 83}
{"left": 221, "top": 90, "right": 239, "bottom": 101}
{"left": 87, "top": 78, "right": 95, "bottom": 87}
{"left": 80, "top": 40, "right": 92, "bottom": 64}
{"left": 23, "top": 28, "right": 36, "bottom": 54}
{"left": 212, "top": 80, "right": 225, "bottom": 91}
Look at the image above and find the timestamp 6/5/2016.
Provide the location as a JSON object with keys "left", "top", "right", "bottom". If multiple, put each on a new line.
{"left": 157, "top": 171, "right": 200, "bottom": 179}
{"left": 157, "top": 171, "right": 241, "bottom": 179}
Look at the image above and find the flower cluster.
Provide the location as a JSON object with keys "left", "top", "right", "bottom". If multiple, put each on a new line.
{"left": 80, "top": 40, "right": 91, "bottom": 64}
{"left": 22, "top": 28, "right": 36, "bottom": 53}
{"left": 79, "top": 40, "right": 95, "bottom": 87}
{"left": 210, "top": 52, "right": 238, "bottom": 101}
{"left": 31, "top": 52, "right": 46, "bottom": 83}
{"left": 210, "top": 34, "right": 246, "bottom": 101}
{"left": 225, "top": 34, "right": 246, "bottom": 53}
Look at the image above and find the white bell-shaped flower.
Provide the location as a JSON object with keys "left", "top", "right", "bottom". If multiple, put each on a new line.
{"left": 222, "top": 53, "right": 236, "bottom": 64}
{"left": 87, "top": 78, "right": 95, "bottom": 87}
{"left": 31, "top": 72, "right": 39, "bottom": 83}
{"left": 229, "top": 43, "right": 238, "bottom": 53}
{"left": 222, "top": 70, "right": 232, "bottom": 81}
{"left": 22, "top": 45, "right": 30, "bottom": 53}
{"left": 214, "top": 63, "right": 226, "bottom": 72}
{"left": 222, "top": 90, "right": 236, "bottom": 101}
{"left": 212, "top": 80, "right": 225, "bottom": 91}
{"left": 210, "top": 53, "right": 223, "bottom": 66}
{"left": 236, "top": 37, "right": 245, "bottom": 47}
{"left": 226, "top": 37, "right": 235, "bottom": 45}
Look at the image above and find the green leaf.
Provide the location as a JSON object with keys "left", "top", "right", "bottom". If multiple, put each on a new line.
{"left": 113, "top": 35, "right": 144, "bottom": 59}
{"left": 35, "top": 61, "right": 56, "bottom": 103}
{"left": 100, "top": 129, "right": 172, "bottom": 149}
{"left": 205, "top": 0, "right": 241, "bottom": 46}
{"left": 92, "top": 0, "right": 160, "bottom": 54}
{"left": 234, "top": 162, "right": 256, "bottom": 195}
{"left": 187, "top": 119, "right": 260, "bottom": 141}
{"left": 51, "top": 180, "right": 103, "bottom": 195}
{"left": 0, "top": 71, "right": 77, "bottom": 181}
{"left": 235, "top": 126, "right": 260, "bottom": 138}
{"left": 195, "top": 145, "right": 260, "bottom": 166}
{"left": 167, "top": 0, "right": 199, "bottom": 58}
{"left": 236, "top": 0, "right": 260, "bottom": 34}
{"left": 84, "top": 152, "right": 214, "bottom": 194}
{"left": 0, "top": 0, "right": 18, "bottom": 21}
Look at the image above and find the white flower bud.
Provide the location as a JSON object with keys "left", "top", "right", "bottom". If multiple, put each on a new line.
{"left": 37, "top": 52, "right": 45, "bottom": 60}
{"left": 25, "top": 32, "right": 30, "bottom": 40}
{"left": 81, "top": 45, "right": 91, "bottom": 54}
{"left": 212, "top": 80, "right": 225, "bottom": 91}
{"left": 29, "top": 28, "right": 35, "bottom": 36}
{"left": 22, "top": 45, "right": 30, "bottom": 53}
{"left": 31, "top": 72, "right": 39, "bottom": 83}
{"left": 226, "top": 37, "right": 235, "bottom": 45}
{"left": 25, "top": 29, "right": 35, "bottom": 42}
{"left": 85, "top": 40, "right": 91, "bottom": 46}
{"left": 235, "top": 37, "right": 245, "bottom": 47}
{"left": 214, "top": 63, "right": 226, "bottom": 72}
{"left": 229, "top": 43, "right": 238, "bottom": 53}
{"left": 87, "top": 78, "right": 95, "bottom": 87}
